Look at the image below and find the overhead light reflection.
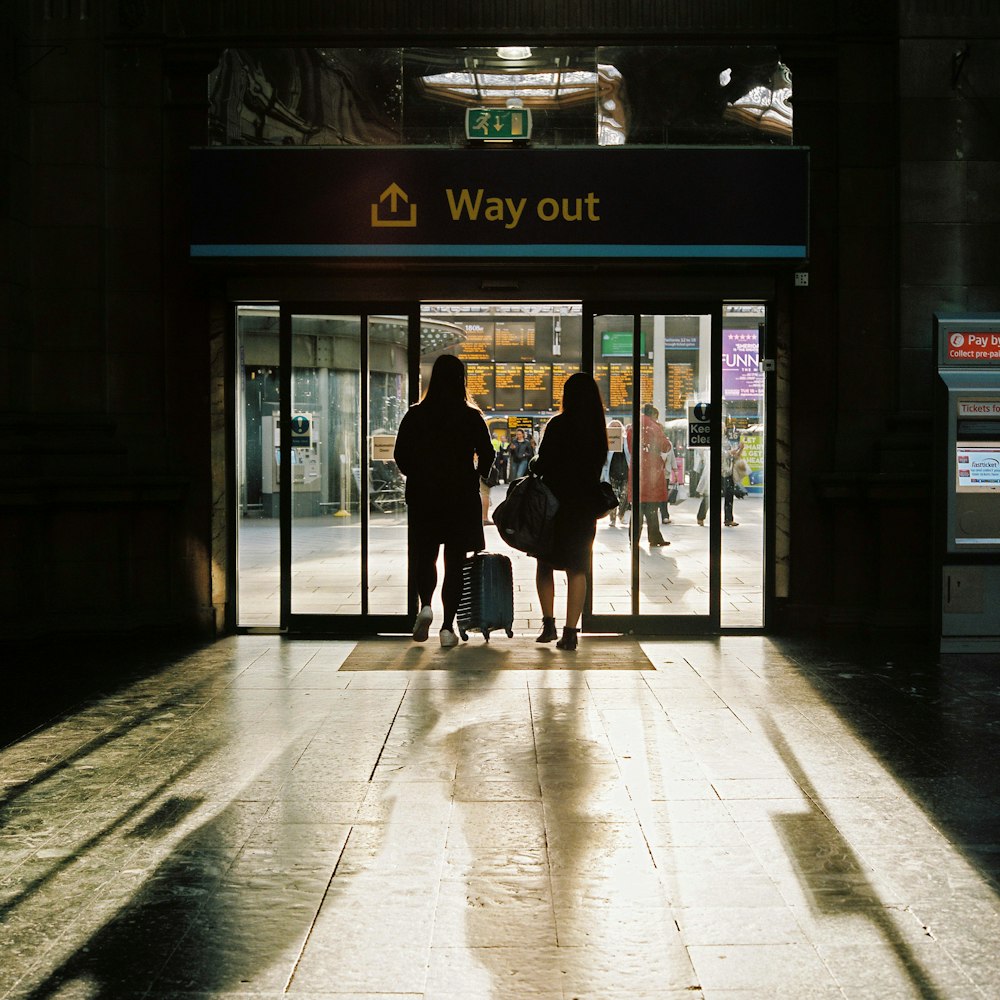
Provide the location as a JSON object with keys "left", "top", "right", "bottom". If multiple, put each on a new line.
{"left": 496, "top": 46, "right": 532, "bottom": 60}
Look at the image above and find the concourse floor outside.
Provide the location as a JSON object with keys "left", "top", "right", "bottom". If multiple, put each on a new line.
{"left": 1, "top": 634, "right": 998, "bottom": 999}
{"left": 238, "top": 490, "right": 766, "bottom": 629}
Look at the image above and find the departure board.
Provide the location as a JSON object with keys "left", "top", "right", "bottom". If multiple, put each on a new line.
{"left": 494, "top": 363, "right": 524, "bottom": 411}
{"left": 456, "top": 321, "right": 493, "bottom": 362}
{"left": 639, "top": 363, "right": 654, "bottom": 404}
{"left": 608, "top": 363, "right": 633, "bottom": 410}
{"left": 466, "top": 362, "right": 495, "bottom": 411}
{"left": 594, "top": 366, "right": 611, "bottom": 409}
{"left": 494, "top": 320, "right": 536, "bottom": 363}
{"left": 522, "top": 364, "right": 551, "bottom": 410}
{"left": 666, "top": 363, "right": 694, "bottom": 413}
{"left": 552, "top": 364, "right": 578, "bottom": 409}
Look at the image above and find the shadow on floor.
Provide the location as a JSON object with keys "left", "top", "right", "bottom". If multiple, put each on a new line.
{"left": 0, "top": 635, "right": 213, "bottom": 751}
{"left": 774, "top": 636, "right": 1000, "bottom": 891}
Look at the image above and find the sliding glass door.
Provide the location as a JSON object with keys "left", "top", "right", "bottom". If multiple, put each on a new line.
{"left": 235, "top": 305, "right": 415, "bottom": 632}
{"left": 584, "top": 301, "right": 770, "bottom": 633}
{"left": 234, "top": 298, "right": 770, "bottom": 635}
{"left": 585, "top": 305, "right": 721, "bottom": 633}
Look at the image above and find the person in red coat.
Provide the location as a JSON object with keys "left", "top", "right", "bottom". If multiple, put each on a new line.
{"left": 626, "top": 403, "right": 670, "bottom": 547}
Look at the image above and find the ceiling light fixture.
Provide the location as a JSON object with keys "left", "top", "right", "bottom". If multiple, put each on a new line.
{"left": 496, "top": 46, "right": 532, "bottom": 61}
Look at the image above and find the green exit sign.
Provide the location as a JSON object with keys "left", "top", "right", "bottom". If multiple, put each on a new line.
{"left": 465, "top": 107, "right": 533, "bottom": 141}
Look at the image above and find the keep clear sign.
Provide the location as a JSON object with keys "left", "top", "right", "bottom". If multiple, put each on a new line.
{"left": 689, "top": 402, "right": 712, "bottom": 447}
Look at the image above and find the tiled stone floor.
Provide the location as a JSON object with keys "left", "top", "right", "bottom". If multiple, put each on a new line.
{"left": 238, "top": 491, "right": 765, "bottom": 629}
{"left": 1, "top": 634, "right": 998, "bottom": 999}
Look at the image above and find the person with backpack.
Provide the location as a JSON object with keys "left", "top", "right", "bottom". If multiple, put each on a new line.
{"left": 394, "top": 354, "right": 493, "bottom": 648}
{"left": 531, "top": 372, "right": 609, "bottom": 651}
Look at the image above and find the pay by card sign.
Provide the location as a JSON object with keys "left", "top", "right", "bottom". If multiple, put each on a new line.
{"left": 947, "top": 332, "right": 1000, "bottom": 362}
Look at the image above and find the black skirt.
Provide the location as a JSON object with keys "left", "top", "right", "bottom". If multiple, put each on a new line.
{"left": 543, "top": 501, "right": 597, "bottom": 573}
{"left": 406, "top": 490, "right": 485, "bottom": 554}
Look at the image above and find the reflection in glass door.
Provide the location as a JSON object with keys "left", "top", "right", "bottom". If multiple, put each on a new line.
{"left": 288, "top": 312, "right": 411, "bottom": 626}
{"left": 236, "top": 300, "right": 767, "bottom": 633}
{"left": 235, "top": 306, "right": 412, "bottom": 630}
{"left": 587, "top": 304, "right": 768, "bottom": 632}
{"left": 588, "top": 310, "right": 717, "bottom": 630}
{"left": 720, "top": 304, "right": 767, "bottom": 628}
{"left": 236, "top": 305, "right": 280, "bottom": 627}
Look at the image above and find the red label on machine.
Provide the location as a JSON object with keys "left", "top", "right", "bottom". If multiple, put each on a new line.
{"left": 947, "top": 331, "right": 1000, "bottom": 362}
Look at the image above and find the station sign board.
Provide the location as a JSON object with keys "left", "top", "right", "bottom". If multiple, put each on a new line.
{"left": 191, "top": 146, "right": 808, "bottom": 261}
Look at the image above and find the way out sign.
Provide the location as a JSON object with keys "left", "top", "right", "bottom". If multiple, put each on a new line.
{"left": 688, "top": 403, "right": 712, "bottom": 447}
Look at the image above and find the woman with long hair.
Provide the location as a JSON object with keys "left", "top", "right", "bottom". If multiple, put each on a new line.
{"left": 393, "top": 354, "right": 493, "bottom": 647}
{"left": 532, "top": 372, "right": 609, "bottom": 650}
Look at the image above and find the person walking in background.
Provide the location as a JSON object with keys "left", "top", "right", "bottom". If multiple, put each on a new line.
{"left": 723, "top": 437, "right": 746, "bottom": 527}
{"left": 531, "top": 372, "right": 608, "bottom": 651}
{"left": 695, "top": 437, "right": 745, "bottom": 527}
{"left": 626, "top": 403, "right": 670, "bottom": 547}
{"left": 394, "top": 354, "right": 493, "bottom": 648}
{"left": 480, "top": 432, "right": 503, "bottom": 524}
{"left": 602, "top": 418, "right": 628, "bottom": 527}
{"left": 659, "top": 426, "right": 677, "bottom": 524}
{"left": 509, "top": 427, "right": 534, "bottom": 479}
{"left": 694, "top": 449, "right": 710, "bottom": 526}
{"left": 492, "top": 432, "right": 508, "bottom": 484}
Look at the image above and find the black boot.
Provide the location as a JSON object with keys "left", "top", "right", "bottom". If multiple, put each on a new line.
{"left": 536, "top": 617, "right": 558, "bottom": 643}
{"left": 556, "top": 626, "right": 579, "bottom": 651}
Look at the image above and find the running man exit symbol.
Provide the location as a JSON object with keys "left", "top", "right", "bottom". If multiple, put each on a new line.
{"left": 465, "top": 107, "right": 533, "bottom": 141}
{"left": 371, "top": 183, "right": 417, "bottom": 228}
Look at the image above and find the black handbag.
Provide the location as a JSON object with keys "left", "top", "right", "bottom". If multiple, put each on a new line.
{"left": 492, "top": 472, "right": 560, "bottom": 555}
{"left": 593, "top": 481, "right": 619, "bottom": 518}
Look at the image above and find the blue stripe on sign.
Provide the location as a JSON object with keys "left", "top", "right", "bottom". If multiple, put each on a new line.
{"left": 191, "top": 243, "right": 807, "bottom": 259}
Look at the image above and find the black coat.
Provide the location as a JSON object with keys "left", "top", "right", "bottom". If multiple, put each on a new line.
{"left": 534, "top": 413, "right": 607, "bottom": 571}
{"left": 394, "top": 400, "right": 493, "bottom": 550}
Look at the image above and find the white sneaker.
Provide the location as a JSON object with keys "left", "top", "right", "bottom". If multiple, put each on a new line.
{"left": 439, "top": 628, "right": 459, "bottom": 648}
{"left": 412, "top": 605, "right": 433, "bottom": 642}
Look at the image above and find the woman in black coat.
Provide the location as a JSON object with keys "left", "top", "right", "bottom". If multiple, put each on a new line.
{"left": 393, "top": 354, "right": 493, "bottom": 647}
{"left": 532, "top": 372, "right": 609, "bottom": 650}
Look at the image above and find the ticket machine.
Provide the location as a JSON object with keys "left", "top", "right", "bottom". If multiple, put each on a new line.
{"left": 261, "top": 412, "right": 322, "bottom": 517}
{"left": 935, "top": 314, "right": 1000, "bottom": 651}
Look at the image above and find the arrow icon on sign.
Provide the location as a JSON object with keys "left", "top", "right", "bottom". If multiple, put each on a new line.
{"left": 371, "top": 183, "right": 417, "bottom": 228}
{"left": 381, "top": 183, "right": 407, "bottom": 212}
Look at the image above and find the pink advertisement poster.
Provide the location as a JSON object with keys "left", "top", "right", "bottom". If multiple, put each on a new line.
{"left": 723, "top": 329, "right": 763, "bottom": 400}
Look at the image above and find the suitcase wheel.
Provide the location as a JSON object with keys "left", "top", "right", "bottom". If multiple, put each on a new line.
{"left": 505, "top": 628, "right": 514, "bottom": 638}
{"left": 459, "top": 628, "right": 468, "bottom": 642}
{"left": 482, "top": 629, "right": 490, "bottom": 642}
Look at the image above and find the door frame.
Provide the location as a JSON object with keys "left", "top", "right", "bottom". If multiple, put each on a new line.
{"left": 279, "top": 301, "right": 419, "bottom": 635}
{"left": 581, "top": 300, "right": 724, "bottom": 635}
{"left": 231, "top": 289, "right": 775, "bottom": 636}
